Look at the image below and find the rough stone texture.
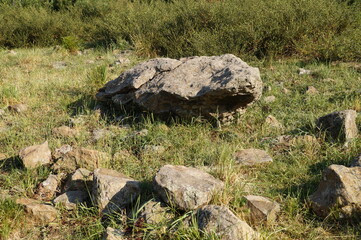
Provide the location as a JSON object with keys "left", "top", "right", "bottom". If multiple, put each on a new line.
{"left": 265, "top": 115, "right": 283, "bottom": 129}
{"left": 53, "top": 191, "right": 89, "bottom": 209}
{"left": 8, "top": 104, "right": 27, "bottom": 113}
{"left": 316, "top": 110, "right": 358, "bottom": 142}
{"left": 92, "top": 168, "right": 141, "bottom": 214}
{"left": 52, "top": 126, "right": 79, "bottom": 138}
{"left": 140, "top": 200, "right": 172, "bottom": 224}
{"left": 17, "top": 198, "right": 57, "bottom": 223}
{"left": 53, "top": 145, "right": 73, "bottom": 159}
{"left": 19, "top": 141, "right": 51, "bottom": 169}
{"left": 234, "top": 149, "right": 273, "bottom": 166}
{"left": 350, "top": 153, "right": 361, "bottom": 167}
{"left": 103, "top": 227, "right": 125, "bottom": 240}
{"left": 310, "top": 164, "right": 361, "bottom": 218}
{"left": 197, "top": 205, "right": 259, "bottom": 240}
{"left": 153, "top": 165, "right": 224, "bottom": 211}
{"left": 64, "top": 168, "right": 93, "bottom": 192}
{"left": 244, "top": 195, "right": 280, "bottom": 224}
{"left": 96, "top": 54, "right": 263, "bottom": 122}
{"left": 36, "top": 174, "right": 60, "bottom": 200}
{"left": 52, "top": 147, "right": 110, "bottom": 172}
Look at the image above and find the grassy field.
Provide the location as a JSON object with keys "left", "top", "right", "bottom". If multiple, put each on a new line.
{"left": 0, "top": 47, "right": 360, "bottom": 239}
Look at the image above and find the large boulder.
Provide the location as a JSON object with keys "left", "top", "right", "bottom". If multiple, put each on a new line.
{"left": 153, "top": 165, "right": 224, "bottom": 211}
{"left": 310, "top": 164, "right": 361, "bottom": 218}
{"left": 96, "top": 54, "right": 262, "bottom": 122}
{"left": 197, "top": 205, "right": 259, "bottom": 240}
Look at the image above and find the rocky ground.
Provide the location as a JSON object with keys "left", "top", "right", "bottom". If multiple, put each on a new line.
{"left": 0, "top": 48, "right": 360, "bottom": 239}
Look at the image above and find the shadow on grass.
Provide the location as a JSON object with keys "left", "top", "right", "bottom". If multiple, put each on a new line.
{"left": 0, "top": 156, "right": 24, "bottom": 172}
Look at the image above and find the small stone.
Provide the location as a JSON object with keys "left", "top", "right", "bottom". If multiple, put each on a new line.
{"left": 282, "top": 88, "right": 290, "bottom": 94}
{"left": 263, "top": 96, "right": 276, "bottom": 103}
{"left": 7, "top": 50, "right": 17, "bottom": 55}
{"left": 310, "top": 164, "right": 361, "bottom": 218}
{"left": 92, "top": 168, "right": 141, "bottom": 214}
{"left": 140, "top": 200, "right": 172, "bottom": 224}
{"left": 316, "top": 110, "right": 358, "bottom": 142}
{"left": 265, "top": 115, "right": 283, "bottom": 129}
{"left": 298, "top": 68, "right": 312, "bottom": 75}
{"left": 197, "top": 205, "right": 259, "bottom": 240}
{"left": 234, "top": 149, "right": 273, "bottom": 166}
{"left": 153, "top": 165, "right": 224, "bottom": 211}
{"left": 53, "top": 191, "right": 89, "bottom": 210}
{"left": 36, "top": 174, "right": 60, "bottom": 200}
{"left": 306, "top": 86, "right": 319, "bottom": 95}
{"left": 350, "top": 153, "right": 361, "bottom": 167}
{"left": 52, "top": 147, "right": 110, "bottom": 172}
{"left": 17, "top": 198, "right": 57, "bottom": 223}
{"left": 143, "top": 145, "right": 166, "bottom": 154}
{"left": 52, "top": 126, "right": 79, "bottom": 138}
{"left": 103, "top": 227, "right": 125, "bottom": 240}
{"left": 8, "top": 104, "right": 27, "bottom": 113}
{"left": 244, "top": 195, "right": 280, "bottom": 224}
{"left": 52, "top": 61, "right": 67, "bottom": 69}
{"left": 64, "top": 168, "right": 93, "bottom": 192}
{"left": 19, "top": 141, "right": 51, "bottom": 169}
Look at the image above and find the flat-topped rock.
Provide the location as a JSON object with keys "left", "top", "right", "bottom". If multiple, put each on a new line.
{"left": 244, "top": 195, "right": 280, "bottom": 224}
{"left": 96, "top": 54, "right": 262, "bottom": 122}
{"left": 153, "top": 165, "right": 224, "bottom": 211}
{"left": 19, "top": 141, "right": 51, "bottom": 169}
{"left": 53, "top": 191, "right": 89, "bottom": 209}
{"left": 64, "top": 168, "right": 93, "bottom": 191}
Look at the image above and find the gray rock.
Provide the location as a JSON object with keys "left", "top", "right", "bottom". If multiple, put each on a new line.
{"left": 244, "top": 195, "right": 280, "bottom": 224}
{"left": 234, "top": 149, "right": 273, "bottom": 166}
{"left": 36, "top": 174, "right": 60, "bottom": 200}
{"left": 19, "top": 141, "right": 51, "bottom": 169}
{"left": 153, "top": 165, "right": 224, "bottom": 211}
{"left": 197, "top": 205, "right": 259, "bottom": 240}
{"left": 16, "top": 198, "right": 57, "bottom": 223}
{"left": 350, "top": 153, "right": 361, "bottom": 167}
{"left": 263, "top": 96, "right": 276, "bottom": 103}
{"left": 92, "top": 168, "right": 141, "bottom": 214}
{"left": 52, "top": 126, "right": 79, "bottom": 138}
{"left": 52, "top": 147, "right": 110, "bottom": 172}
{"left": 64, "top": 168, "right": 93, "bottom": 192}
{"left": 53, "top": 191, "right": 89, "bottom": 209}
{"left": 140, "top": 200, "right": 172, "bottom": 224}
{"left": 103, "top": 227, "right": 125, "bottom": 240}
{"left": 265, "top": 115, "right": 283, "bottom": 129}
{"left": 310, "top": 164, "right": 361, "bottom": 218}
{"left": 8, "top": 104, "right": 27, "bottom": 113}
{"left": 53, "top": 144, "right": 73, "bottom": 159}
{"left": 316, "top": 110, "right": 358, "bottom": 142}
{"left": 96, "top": 54, "right": 262, "bottom": 122}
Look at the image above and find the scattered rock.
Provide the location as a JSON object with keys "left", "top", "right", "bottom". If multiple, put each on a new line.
{"left": 52, "top": 147, "right": 110, "bottom": 172}
{"left": 17, "top": 198, "right": 57, "bottom": 223}
{"left": 8, "top": 104, "right": 28, "bottom": 113}
{"left": 244, "top": 195, "right": 280, "bottom": 224}
{"left": 310, "top": 164, "right": 361, "bottom": 218}
{"left": 53, "top": 144, "right": 73, "bottom": 159}
{"left": 52, "top": 61, "right": 67, "bottom": 69}
{"left": 52, "top": 126, "right": 79, "bottom": 138}
{"left": 64, "top": 168, "right": 93, "bottom": 192}
{"left": 350, "top": 153, "right": 361, "bottom": 167}
{"left": 306, "top": 86, "right": 319, "bottom": 95}
{"left": 197, "top": 205, "right": 259, "bottom": 240}
{"left": 265, "top": 115, "right": 283, "bottom": 129}
{"left": 153, "top": 165, "right": 224, "bottom": 210}
{"left": 53, "top": 191, "right": 89, "bottom": 209}
{"left": 103, "top": 227, "right": 125, "bottom": 240}
{"left": 96, "top": 54, "right": 263, "bottom": 122}
{"left": 316, "top": 110, "right": 358, "bottom": 142}
{"left": 298, "top": 68, "right": 312, "bottom": 75}
{"left": 92, "top": 168, "right": 141, "bottom": 214}
{"left": 36, "top": 174, "right": 60, "bottom": 200}
{"left": 140, "top": 200, "right": 172, "bottom": 224}
{"left": 234, "top": 149, "right": 273, "bottom": 166}
{"left": 19, "top": 141, "right": 52, "bottom": 169}
{"left": 264, "top": 96, "right": 276, "bottom": 103}
{"left": 282, "top": 88, "right": 290, "bottom": 94}
{"left": 143, "top": 145, "right": 166, "bottom": 154}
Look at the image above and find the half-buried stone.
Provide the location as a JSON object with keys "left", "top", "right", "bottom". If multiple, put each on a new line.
{"left": 153, "top": 165, "right": 224, "bottom": 211}
{"left": 234, "top": 149, "right": 273, "bottom": 166}
{"left": 96, "top": 54, "right": 263, "bottom": 122}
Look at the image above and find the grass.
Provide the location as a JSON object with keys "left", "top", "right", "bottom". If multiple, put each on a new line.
{"left": 0, "top": 47, "right": 360, "bottom": 239}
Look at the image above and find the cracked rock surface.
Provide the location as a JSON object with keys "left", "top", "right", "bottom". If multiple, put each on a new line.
{"left": 96, "top": 54, "right": 262, "bottom": 121}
